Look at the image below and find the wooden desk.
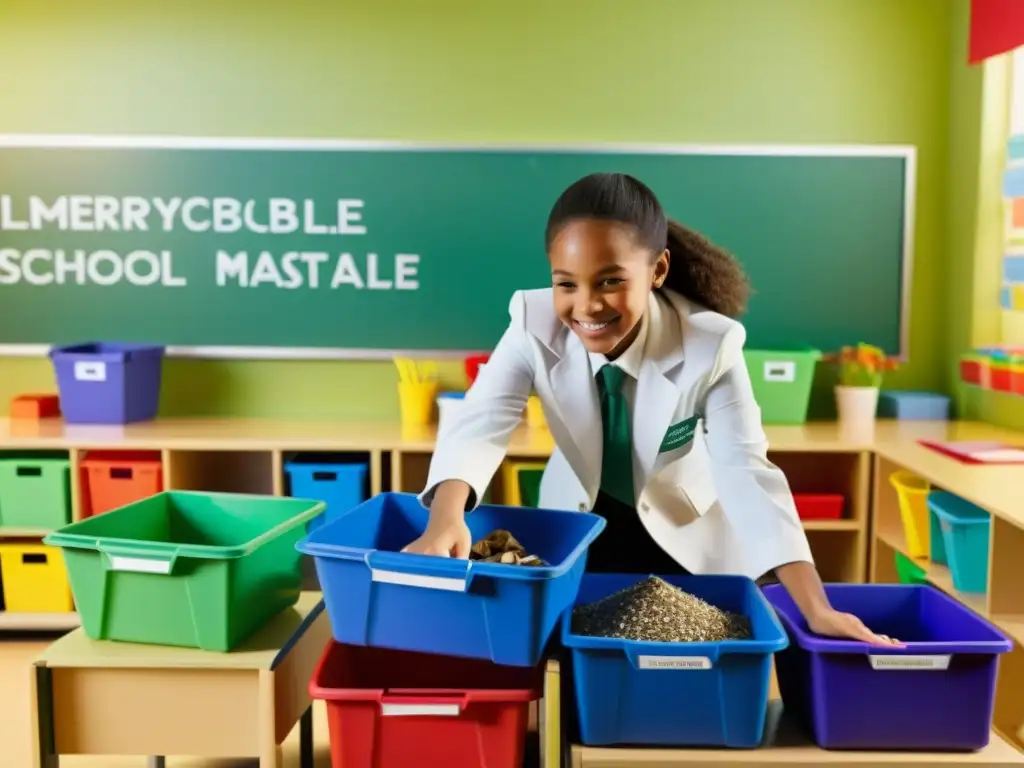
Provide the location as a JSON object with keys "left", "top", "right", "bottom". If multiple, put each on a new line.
{"left": 541, "top": 659, "right": 1022, "bottom": 767}
{"left": 569, "top": 703, "right": 1023, "bottom": 767}
{"left": 29, "top": 592, "right": 330, "bottom": 768}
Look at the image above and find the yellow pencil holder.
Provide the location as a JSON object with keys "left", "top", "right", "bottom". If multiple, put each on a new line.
{"left": 526, "top": 395, "right": 547, "bottom": 429}
{"left": 889, "top": 470, "right": 931, "bottom": 559}
{"left": 398, "top": 381, "right": 439, "bottom": 427}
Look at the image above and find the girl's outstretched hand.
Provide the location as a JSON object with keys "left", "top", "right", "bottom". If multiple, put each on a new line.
{"left": 401, "top": 517, "right": 472, "bottom": 559}
{"left": 808, "top": 608, "right": 904, "bottom": 646}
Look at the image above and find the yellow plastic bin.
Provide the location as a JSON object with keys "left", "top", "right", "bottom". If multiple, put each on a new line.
{"left": 0, "top": 542, "right": 74, "bottom": 612}
{"left": 889, "top": 471, "right": 931, "bottom": 558}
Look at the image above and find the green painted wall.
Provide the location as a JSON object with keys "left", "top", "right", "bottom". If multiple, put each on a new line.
{"left": 0, "top": 0, "right": 952, "bottom": 420}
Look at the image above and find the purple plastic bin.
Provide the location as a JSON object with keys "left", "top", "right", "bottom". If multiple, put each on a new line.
{"left": 763, "top": 583, "right": 1011, "bottom": 751}
{"left": 49, "top": 342, "right": 165, "bottom": 425}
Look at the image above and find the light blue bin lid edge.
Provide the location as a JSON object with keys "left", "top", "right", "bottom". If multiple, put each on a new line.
{"left": 926, "top": 490, "right": 991, "bottom": 522}
{"left": 880, "top": 390, "right": 950, "bottom": 401}
{"left": 284, "top": 461, "right": 369, "bottom": 475}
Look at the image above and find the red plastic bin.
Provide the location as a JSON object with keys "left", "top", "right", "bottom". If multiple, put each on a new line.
{"left": 310, "top": 640, "right": 542, "bottom": 768}
{"left": 793, "top": 493, "right": 844, "bottom": 520}
{"left": 80, "top": 450, "right": 163, "bottom": 517}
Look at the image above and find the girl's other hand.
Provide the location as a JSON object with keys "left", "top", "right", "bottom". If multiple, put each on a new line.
{"left": 808, "top": 608, "right": 904, "bottom": 647}
{"left": 401, "top": 517, "right": 472, "bottom": 558}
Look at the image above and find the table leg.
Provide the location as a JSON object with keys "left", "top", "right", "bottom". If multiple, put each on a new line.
{"left": 300, "top": 705, "right": 314, "bottom": 768}
{"left": 31, "top": 665, "right": 58, "bottom": 768}
{"left": 146, "top": 758, "right": 165, "bottom": 768}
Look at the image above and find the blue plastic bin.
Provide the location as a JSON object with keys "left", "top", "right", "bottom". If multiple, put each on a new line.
{"left": 930, "top": 507, "right": 948, "bottom": 565}
{"left": 765, "top": 583, "right": 1012, "bottom": 750}
{"left": 877, "top": 391, "right": 951, "bottom": 421}
{"left": 284, "top": 455, "right": 368, "bottom": 532}
{"left": 49, "top": 342, "right": 165, "bottom": 425}
{"left": 561, "top": 573, "right": 788, "bottom": 748}
{"left": 927, "top": 491, "right": 992, "bottom": 594}
{"left": 296, "top": 491, "right": 605, "bottom": 667}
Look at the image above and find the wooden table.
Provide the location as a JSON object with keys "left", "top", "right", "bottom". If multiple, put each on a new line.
{"left": 541, "top": 659, "right": 1024, "bottom": 768}
{"left": 567, "top": 701, "right": 1024, "bottom": 767}
{"left": 29, "top": 592, "right": 331, "bottom": 767}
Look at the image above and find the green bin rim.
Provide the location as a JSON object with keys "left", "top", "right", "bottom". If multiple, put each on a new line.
{"left": 743, "top": 348, "right": 822, "bottom": 359}
{"left": 43, "top": 490, "right": 325, "bottom": 561}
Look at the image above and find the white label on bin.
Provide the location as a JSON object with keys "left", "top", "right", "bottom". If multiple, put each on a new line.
{"left": 868, "top": 654, "right": 951, "bottom": 671}
{"left": 370, "top": 568, "right": 467, "bottom": 592}
{"left": 382, "top": 703, "right": 461, "bottom": 717}
{"left": 108, "top": 555, "right": 172, "bottom": 574}
{"left": 763, "top": 361, "right": 796, "bottom": 383}
{"left": 638, "top": 655, "right": 713, "bottom": 670}
{"left": 74, "top": 361, "right": 107, "bottom": 382}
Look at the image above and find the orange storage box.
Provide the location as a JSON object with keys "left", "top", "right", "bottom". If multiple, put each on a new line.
{"left": 80, "top": 450, "right": 163, "bottom": 517}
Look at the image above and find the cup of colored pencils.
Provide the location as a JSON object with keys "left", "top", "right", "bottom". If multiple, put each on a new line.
{"left": 394, "top": 357, "right": 439, "bottom": 427}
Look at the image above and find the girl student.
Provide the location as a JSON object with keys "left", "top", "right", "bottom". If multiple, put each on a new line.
{"left": 405, "top": 172, "right": 898, "bottom": 646}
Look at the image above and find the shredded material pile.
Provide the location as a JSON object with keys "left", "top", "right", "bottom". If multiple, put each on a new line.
{"left": 571, "top": 576, "right": 752, "bottom": 642}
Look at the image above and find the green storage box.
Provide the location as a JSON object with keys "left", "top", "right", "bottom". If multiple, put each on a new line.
{"left": 0, "top": 456, "right": 71, "bottom": 530}
{"left": 743, "top": 349, "right": 822, "bottom": 425}
{"left": 43, "top": 490, "right": 323, "bottom": 651}
{"left": 517, "top": 467, "right": 544, "bottom": 508}
{"left": 894, "top": 551, "right": 928, "bottom": 584}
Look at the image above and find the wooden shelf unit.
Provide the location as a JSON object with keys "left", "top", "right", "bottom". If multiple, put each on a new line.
{"left": 867, "top": 421, "right": 1024, "bottom": 752}
{"left": 0, "top": 417, "right": 876, "bottom": 636}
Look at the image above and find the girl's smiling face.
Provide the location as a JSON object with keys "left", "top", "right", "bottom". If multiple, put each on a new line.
{"left": 549, "top": 219, "right": 669, "bottom": 358}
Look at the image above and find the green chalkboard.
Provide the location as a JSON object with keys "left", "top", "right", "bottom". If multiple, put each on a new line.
{"left": 0, "top": 138, "right": 913, "bottom": 358}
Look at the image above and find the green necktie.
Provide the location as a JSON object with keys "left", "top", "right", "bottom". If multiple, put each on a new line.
{"left": 597, "top": 364, "right": 635, "bottom": 507}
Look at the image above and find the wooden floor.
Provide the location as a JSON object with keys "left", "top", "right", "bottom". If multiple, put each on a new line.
{"left": 1, "top": 636, "right": 337, "bottom": 767}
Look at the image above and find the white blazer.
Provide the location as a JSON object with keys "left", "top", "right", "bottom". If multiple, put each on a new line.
{"left": 420, "top": 287, "right": 814, "bottom": 580}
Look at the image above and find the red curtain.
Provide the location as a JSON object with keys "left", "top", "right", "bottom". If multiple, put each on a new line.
{"left": 969, "top": 0, "right": 1024, "bottom": 64}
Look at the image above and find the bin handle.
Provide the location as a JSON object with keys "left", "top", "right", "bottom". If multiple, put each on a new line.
{"left": 365, "top": 550, "right": 473, "bottom": 592}
{"left": 99, "top": 543, "right": 178, "bottom": 575}
{"left": 380, "top": 692, "right": 469, "bottom": 716}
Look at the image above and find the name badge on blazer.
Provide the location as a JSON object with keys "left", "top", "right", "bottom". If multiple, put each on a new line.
{"left": 659, "top": 415, "right": 699, "bottom": 453}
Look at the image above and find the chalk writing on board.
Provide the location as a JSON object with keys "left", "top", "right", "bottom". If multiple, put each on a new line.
{"left": 0, "top": 194, "right": 422, "bottom": 291}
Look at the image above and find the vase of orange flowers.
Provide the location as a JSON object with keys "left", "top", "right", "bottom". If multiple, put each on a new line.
{"left": 834, "top": 343, "right": 897, "bottom": 424}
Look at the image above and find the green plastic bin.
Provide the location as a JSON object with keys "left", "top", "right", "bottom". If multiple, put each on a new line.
{"left": 743, "top": 349, "right": 822, "bottom": 425}
{"left": 43, "top": 490, "right": 323, "bottom": 651}
{"left": 0, "top": 457, "right": 71, "bottom": 529}
{"left": 517, "top": 467, "right": 544, "bottom": 508}
{"left": 894, "top": 551, "right": 928, "bottom": 585}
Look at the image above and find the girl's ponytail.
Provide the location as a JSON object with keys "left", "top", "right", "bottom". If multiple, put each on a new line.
{"left": 662, "top": 218, "right": 751, "bottom": 319}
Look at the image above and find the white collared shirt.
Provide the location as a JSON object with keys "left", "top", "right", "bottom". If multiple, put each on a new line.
{"left": 587, "top": 310, "right": 649, "bottom": 417}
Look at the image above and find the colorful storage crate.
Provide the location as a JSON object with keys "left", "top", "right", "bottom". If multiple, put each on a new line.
{"left": 500, "top": 461, "right": 546, "bottom": 507}
{"left": 793, "top": 493, "right": 844, "bottom": 520}
{"left": 43, "top": 491, "right": 323, "bottom": 651}
{"left": 889, "top": 471, "right": 931, "bottom": 558}
{"left": 297, "top": 492, "right": 605, "bottom": 667}
{"left": 959, "top": 353, "right": 990, "bottom": 387}
{"left": 927, "top": 491, "right": 992, "bottom": 594}
{"left": 0, "top": 456, "right": 71, "bottom": 529}
{"left": 877, "top": 391, "right": 951, "bottom": 421}
{"left": 562, "top": 573, "right": 787, "bottom": 748}
{"left": 743, "top": 349, "right": 821, "bottom": 425}
{"left": 0, "top": 542, "right": 74, "bottom": 612}
{"left": 284, "top": 454, "right": 369, "bottom": 532}
{"left": 49, "top": 342, "right": 165, "bottom": 424}
{"left": 765, "top": 583, "right": 1011, "bottom": 750}
{"left": 894, "top": 552, "right": 927, "bottom": 584}
{"left": 518, "top": 466, "right": 544, "bottom": 508}
{"left": 310, "top": 641, "right": 542, "bottom": 768}
{"left": 80, "top": 450, "right": 163, "bottom": 518}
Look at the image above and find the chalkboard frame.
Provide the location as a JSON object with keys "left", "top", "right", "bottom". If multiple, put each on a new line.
{"left": 0, "top": 134, "right": 916, "bottom": 361}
